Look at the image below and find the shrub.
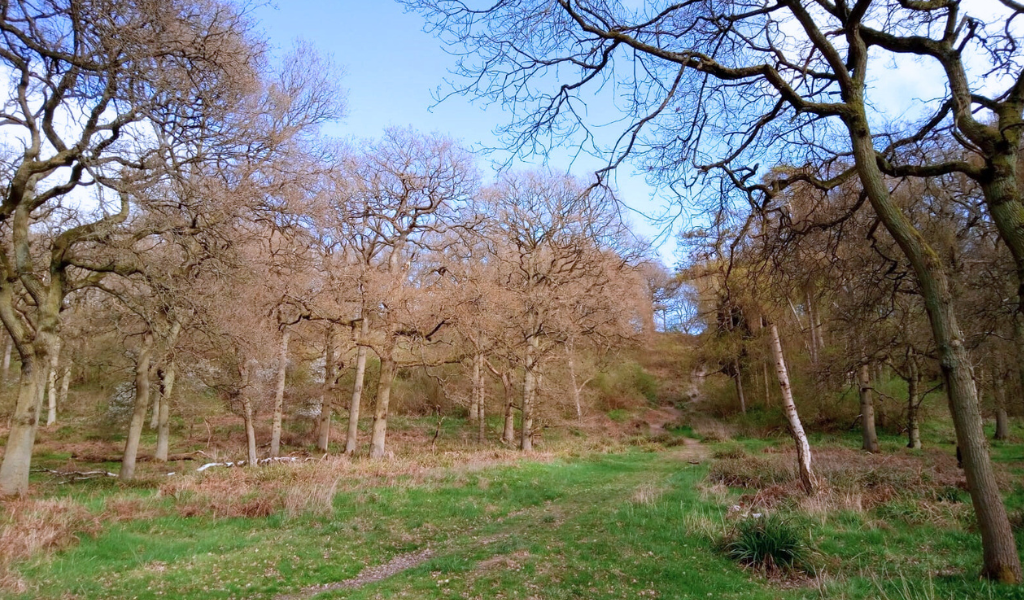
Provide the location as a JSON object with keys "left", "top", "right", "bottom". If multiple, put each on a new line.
{"left": 725, "top": 514, "right": 808, "bottom": 574}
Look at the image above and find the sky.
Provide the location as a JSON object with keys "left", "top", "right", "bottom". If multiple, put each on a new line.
{"left": 250, "top": 1, "right": 1014, "bottom": 267}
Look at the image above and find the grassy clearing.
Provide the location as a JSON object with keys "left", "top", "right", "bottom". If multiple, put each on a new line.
{"left": 3, "top": 419, "right": 1024, "bottom": 599}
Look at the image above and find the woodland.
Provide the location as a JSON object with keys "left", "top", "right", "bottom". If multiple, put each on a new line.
{"left": 1, "top": 1, "right": 1024, "bottom": 599}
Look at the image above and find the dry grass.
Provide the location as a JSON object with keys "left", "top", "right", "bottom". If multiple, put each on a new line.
{"left": 0, "top": 498, "right": 102, "bottom": 592}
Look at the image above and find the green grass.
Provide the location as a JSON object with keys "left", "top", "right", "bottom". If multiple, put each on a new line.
{"left": 10, "top": 441, "right": 1024, "bottom": 600}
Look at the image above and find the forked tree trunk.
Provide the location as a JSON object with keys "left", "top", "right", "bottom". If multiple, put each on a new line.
{"left": 155, "top": 362, "right": 176, "bottom": 462}
{"left": 120, "top": 332, "right": 154, "bottom": 481}
{"left": 850, "top": 119, "right": 1021, "bottom": 581}
{"left": 733, "top": 359, "right": 746, "bottom": 415}
{"left": 768, "top": 323, "right": 816, "bottom": 495}
{"left": 317, "top": 328, "right": 338, "bottom": 452}
{"left": 45, "top": 338, "right": 60, "bottom": 427}
{"left": 907, "top": 356, "right": 922, "bottom": 450}
{"left": 370, "top": 350, "right": 397, "bottom": 459}
{"left": 270, "top": 328, "right": 290, "bottom": 457}
{"left": 345, "top": 317, "right": 370, "bottom": 455}
{"left": 859, "top": 364, "right": 880, "bottom": 453}
{"left": 0, "top": 351, "right": 46, "bottom": 495}
{"left": 520, "top": 335, "right": 540, "bottom": 451}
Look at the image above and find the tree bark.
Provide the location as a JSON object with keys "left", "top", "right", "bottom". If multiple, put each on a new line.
{"left": 58, "top": 365, "right": 70, "bottom": 412}
{"left": 242, "top": 397, "right": 257, "bottom": 466}
{"left": 500, "top": 370, "right": 516, "bottom": 445}
{"left": 1, "top": 335, "right": 10, "bottom": 382}
{"left": 345, "top": 317, "right": 370, "bottom": 455}
{"left": 0, "top": 351, "right": 46, "bottom": 495}
{"left": 475, "top": 353, "right": 486, "bottom": 443}
{"left": 317, "top": 327, "right": 338, "bottom": 452}
{"left": 994, "top": 360, "right": 1010, "bottom": 441}
{"left": 769, "top": 323, "right": 816, "bottom": 495}
{"left": 270, "top": 328, "right": 290, "bottom": 457}
{"left": 806, "top": 290, "right": 820, "bottom": 364}
{"left": 155, "top": 362, "right": 176, "bottom": 462}
{"left": 907, "top": 355, "right": 922, "bottom": 450}
{"left": 733, "top": 358, "right": 747, "bottom": 415}
{"left": 859, "top": 364, "right": 880, "bottom": 453}
{"left": 370, "top": 348, "right": 397, "bottom": 459}
{"left": 520, "top": 334, "right": 540, "bottom": 451}
{"left": 45, "top": 338, "right": 61, "bottom": 427}
{"left": 120, "top": 331, "right": 154, "bottom": 481}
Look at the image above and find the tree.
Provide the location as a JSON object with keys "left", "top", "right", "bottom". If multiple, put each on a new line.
{"left": 405, "top": 1, "right": 1022, "bottom": 579}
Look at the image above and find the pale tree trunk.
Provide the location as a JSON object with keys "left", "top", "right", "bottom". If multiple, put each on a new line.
{"left": 0, "top": 351, "right": 46, "bottom": 495}
{"left": 317, "top": 327, "right": 338, "bottom": 452}
{"left": 806, "top": 290, "right": 820, "bottom": 365}
{"left": 242, "top": 397, "right": 257, "bottom": 466}
{"left": 520, "top": 334, "right": 540, "bottom": 451}
{"left": 769, "top": 323, "right": 816, "bottom": 495}
{"left": 566, "top": 345, "right": 584, "bottom": 422}
{"left": 149, "top": 385, "right": 160, "bottom": 430}
{"left": 345, "top": 317, "right": 370, "bottom": 455}
{"left": 370, "top": 345, "right": 397, "bottom": 459}
{"left": 907, "top": 355, "right": 922, "bottom": 450}
{"left": 859, "top": 364, "right": 880, "bottom": 453}
{"left": 58, "top": 365, "right": 70, "bottom": 410}
{"left": 994, "top": 359, "right": 1010, "bottom": 441}
{"left": 475, "top": 353, "right": 486, "bottom": 443}
{"left": 45, "top": 338, "right": 61, "bottom": 427}
{"left": 499, "top": 370, "right": 516, "bottom": 445}
{"left": 850, "top": 118, "right": 1021, "bottom": 581}
{"left": 733, "top": 359, "right": 746, "bottom": 415}
{"left": 1, "top": 335, "right": 10, "bottom": 382}
{"left": 120, "top": 331, "right": 154, "bottom": 481}
{"left": 762, "top": 360, "right": 771, "bottom": 407}
{"left": 270, "top": 328, "right": 290, "bottom": 457}
{"left": 469, "top": 352, "right": 481, "bottom": 424}
{"left": 154, "top": 362, "right": 176, "bottom": 462}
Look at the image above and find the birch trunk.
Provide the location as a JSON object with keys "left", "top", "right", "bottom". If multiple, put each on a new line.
{"left": 345, "top": 317, "right": 370, "bottom": 455}
{"left": 154, "top": 362, "right": 176, "bottom": 462}
{"left": 45, "top": 338, "right": 60, "bottom": 427}
{"left": 242, "top": 397, "right": 257, "bottom": 466}
{"left": 768, "top": 323, "right": 816, "bottom": 495}
{"left": 370, "top": 349, "right": 397, "bottom": 459}
{"left": 859, "top": 364, "right": 880, "bottom": 453}
{"left": 58, "top": 365, "right": 70, "bottom": 411}
{"left": 120, "top": 332, "right": 154, "bottom": 481}
{"left": 270, "top": 328, "right": 290, "bottom": 457}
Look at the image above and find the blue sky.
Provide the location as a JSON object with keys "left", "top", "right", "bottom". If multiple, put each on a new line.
{"left": 252, "top": 1, "right": 673, "bottom": 259}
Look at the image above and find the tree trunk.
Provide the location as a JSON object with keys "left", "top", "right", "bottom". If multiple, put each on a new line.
{"left": 120, "top": 331, "right": 154, "bottom": 481}
{"left": 806, "top": 290, "right": 820, "bottom": 364}
{"left": 733, "top": 358, "right": 747, "bottom": 415}
{"left": 345, "top": 317, "right": 370, "bottom": 455}
{"left": 907, "top": 356, "right": 922, "bottom": 450}
{"left": 850, "top": 117, "right": 1021, "bottom": 582}
{"left": 469, "top": 351, "right": 481, "bottom": 423}
{"left": 501, "top": 371, "right": 516, "bottom": 445}
{"left": 475, "top": 353, "right": 486, "bottom": 443}
{"left": 0, "top": 351, "right": 45, "bottom": 495}
{"left": 155, "top": 362, "right": 176, "bottom": 462}
{"left": 270, "top": 328, "right": 290, "bottom": 457}
{"left": 520, "top": 335, "right": 540, "bottom": 451}
{"left": 242, "top": 397, "right": 257, "bottom": 466}
{"left": 45, "top": 338, "right": 61, "bottom": 427}
{"left": 762, "top": 360, "right": 771, "bottom": 407}
{"left": 769, "top": 323, "right": 816, "bottom": 495}
{"left": 317, "top": 327, "right": 338, "bottom": 452}
{"left": 1, "top": 335, "right": 10, "bottom": 382}
{"left": 566, "top": 346, "right": 583, "bottom": 422}
{"left": 859, "top": 364, "right": 880, "bottom": 453}
{"left": 370, "top": 349, "right": 397, "bottom": 459}
{"left": 58, "top": 365, "right": 70, "bottom": 410}
{"left": 994, "top": 361, "right": 1010, "bottom": 441}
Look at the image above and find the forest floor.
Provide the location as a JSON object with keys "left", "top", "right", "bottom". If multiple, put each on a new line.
{"left": 3, "top": 412, "right": 1024, "bottom": 600}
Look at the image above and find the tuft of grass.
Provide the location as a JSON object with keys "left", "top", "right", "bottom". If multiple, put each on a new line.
{"left": 724, "top": 514, "right": 809, "bottom": 575}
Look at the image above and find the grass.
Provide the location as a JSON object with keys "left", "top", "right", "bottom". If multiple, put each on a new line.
{"left": 3, "top": 428, "right": 1024, "bottom": 599}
